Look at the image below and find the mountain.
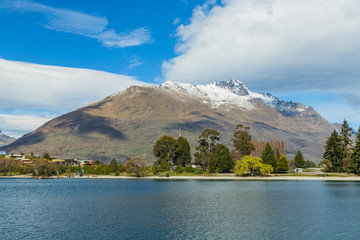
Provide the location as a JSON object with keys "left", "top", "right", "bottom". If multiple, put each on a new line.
{"left": 0, "top": 131, "right": 16, "bottom": 147}
{"left": 3, "top": 79, "right": 334, "bottom": 162}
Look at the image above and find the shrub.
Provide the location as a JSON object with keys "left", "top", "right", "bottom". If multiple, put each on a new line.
{"left": 174, "top": 165, "right": 184, "bottom": 173}
{"left": 195, "top": 167, "right": 203, "bottom": 174}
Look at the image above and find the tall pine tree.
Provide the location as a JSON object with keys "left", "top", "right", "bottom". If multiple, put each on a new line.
{"left": 261, "top": 143, "right": 276, "bottom": 171}
{"left": 323, "top": 130, "right": 344, "bottom": 172}
{"left": 177, "top": 137, "right": 191, "bottom": 167}
{"left": 350, "top": 127, "right": 360, "bottom": 174}
{"left": 294, "top": 150, "right": 305, "bottom": 168}
{"left": 340, "top": 119, "right": 353, "bottom": 172}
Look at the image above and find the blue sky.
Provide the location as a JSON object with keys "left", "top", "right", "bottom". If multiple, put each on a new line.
{"left": 0, "top": 0, "right": 360, "bottom": 138}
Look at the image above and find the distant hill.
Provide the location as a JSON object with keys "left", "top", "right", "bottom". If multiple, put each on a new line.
{"left": 3, "top": 79, "right": 334, "bottom": 162}
{"left": 0, "top": 131, "right": 16, "bottom": 147}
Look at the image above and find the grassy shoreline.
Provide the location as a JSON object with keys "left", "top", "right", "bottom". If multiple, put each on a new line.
{"left": 2, "top": 174, "right": 360, "bottom": 181}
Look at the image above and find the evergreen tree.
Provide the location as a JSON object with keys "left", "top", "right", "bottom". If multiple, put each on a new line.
{"left": 261, "top": 143, "right": 276, "bottom": 171}
{"left": 350, "top": 127, "right": 360, "bottom": 174}
{"left": 231, "top": 124, "right": 255, "bottom": 160}
{"left": 177, "top": 137, "right": 191, "bottom": 167}
{"left": 194, "top": 129, "right": 220, "bottom": 170}
{"left": 323, "top": 130, "right": 344, "bottom": 172}
{"left": 340, "top": 119, "right": 353, "bottom": 172}
{"left": 276, "top": 149, "right": 281, "bottom": 161}
{"left": 276, "top": 156, "right": 289, "bottom": 173}
{"left": 153, "top": 135, "right": 179, "bottom": 165}
{"left": 304, "top": 160, "right": 316, "bottom": 168}
{"left": 294, "top": 150, "right": 305, "bottom": 168}
{"left": 209, "top": 144, "right": 234, "bottom": 173}
{"left": 110, "top": 158, "right": 118, "bottom": 171}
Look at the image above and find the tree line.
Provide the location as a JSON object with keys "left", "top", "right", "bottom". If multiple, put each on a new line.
{"left": 323, "top": 120, "right": 360, "bottom": 174}
{"left": 153, "top": 124, "right": 304, "bottom": 176}
{"left": 0, "top": 153, "right": 150, "bottom": 177}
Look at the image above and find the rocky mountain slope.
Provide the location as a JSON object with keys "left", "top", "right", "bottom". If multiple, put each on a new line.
{"left": 3, "top": 79, "right": 334, "bottom": 162}
{"left": 0, "top": 131, "right": 16, "bottom": 147}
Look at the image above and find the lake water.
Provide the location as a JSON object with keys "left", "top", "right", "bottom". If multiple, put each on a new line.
{"left": 1, "top": 179, "right": 360, "bottom": 240}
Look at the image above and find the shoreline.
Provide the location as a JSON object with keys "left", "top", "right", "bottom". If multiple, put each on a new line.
{"left": 2, "top": 174, "right": 360, "bottom": 181}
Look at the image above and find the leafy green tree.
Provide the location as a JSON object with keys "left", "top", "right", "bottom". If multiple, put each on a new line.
{"left": 43, "top": 153, "right": 51, "bottom": 160}
{"left": 152, "top": 162, "right": 160, "bottom": 175}
{"left": 209, "top": 144, "right": 234, "bottom": 173}
{"left": 33, "top": 159, "right": 56, "bottom": 176}
{"left": 294, "top": 150, "right": 305, "bottom": 168}
{"left": 153, "top": 135, "right": 179, "bottom": 165}
{"left": 83, "top": 165, "right": 96, "bottom": 175}
{"left": 231, "top": 124, "right": 255, "bottom": 160}
{"left": 125, "top": 156, "right": 148, "bottom": 177}
{"left": 276, "top": 156, "right": 289, "bottom": 173}
{"left": 177, "top": 137, "right": 191, "bottom": 167}
{"left": 261, "top": 143, "right": 276, "bottom": 171}
{"left": 194, "top": 129, "right": 220, "bottom": 170}
{"left": 235, "top": 156, "right": 273, "bottom": 176}
{"left": 160, "top": 161, "right": 170, "bottom": 172}
{"left": 350, "top": 127, "right": 360, "bottom": 174}
{"left": 174, "top": 165, "right": 184, "bottom": 173}
{"left": 117, "top": 164, "right": 125, "bottom": 173}
{"left": 109, "top": 158, "right": 118, "bottom": 172}
{"left": 304, "top": 160, "right": 316, "bottom": 168}
{"left": 323, "top": 130, "right": 344, "bottom": 172}
{"left": 4, "top": 160, "right": 19, "bottom": 176}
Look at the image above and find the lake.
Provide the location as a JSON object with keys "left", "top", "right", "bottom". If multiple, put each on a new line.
{"left": 1, "top": 179, "right": 360, "bottom": 239}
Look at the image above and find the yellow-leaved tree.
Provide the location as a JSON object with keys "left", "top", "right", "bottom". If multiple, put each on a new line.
{"left": 235, "top": 156, "right": 273, "bottom": 176}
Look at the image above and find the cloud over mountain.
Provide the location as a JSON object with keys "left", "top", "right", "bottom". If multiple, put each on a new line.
{"left": 163, "top": 0, "right": 360, "bottom": 94}
{"left": 0, "top": 58, "right": 148, "bottom": 137}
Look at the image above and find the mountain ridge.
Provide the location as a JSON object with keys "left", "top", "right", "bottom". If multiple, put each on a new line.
{"left": 0, "top": 130, "right": 16, "bottom": 147}
{"left": 3, "top": 79, "right": 334, "bottom": 162}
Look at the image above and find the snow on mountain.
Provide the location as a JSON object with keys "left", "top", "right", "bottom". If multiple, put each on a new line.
{"left": 160, "top": 79, "right": 308, "bottom": 115}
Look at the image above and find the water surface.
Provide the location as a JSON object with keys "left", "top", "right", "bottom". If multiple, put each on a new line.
{"left": 1, "top": 179, "right": 359, "bottom": 239}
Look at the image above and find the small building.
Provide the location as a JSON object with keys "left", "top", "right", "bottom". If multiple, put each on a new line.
{"left": 78, "top": 160, "right": 95, "bottom": 167}
{"left": 0, "top": 151, "right": 6, "bottom": 156}
{"left": 64, "top": 159, "right": 78, "bottom": 166}
{"left": 52, "top": 159, "right": 66, "bottom": 164}
{"left": 188, "top": 163, "right": 200, "bottom": 168}
{"left": 20, "top": 159, "right": 33, "bottom": 165}
{"left": 5, "top": 154, "right": 25, "bottom": 160}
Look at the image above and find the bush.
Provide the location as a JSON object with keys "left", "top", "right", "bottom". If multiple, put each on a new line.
{"left": 174, "top": 165, "right": 184, "bottom": 173}
{"left": 195, "top": 167, "right": 203, "bottom": 174}
{"left": 152, "top": 162, "right": 160, "bottom": 175}
{"left": 114, "top": 171, "right": 119, "bottom": 176}
{"left": 160, "top": 161, "right": 170, "bottom": 172}
{"left": 117, "top": 164, "right": 126, "bottom": 173}
{"left": 185, "top": 166, "right": 195, "bottom": 173}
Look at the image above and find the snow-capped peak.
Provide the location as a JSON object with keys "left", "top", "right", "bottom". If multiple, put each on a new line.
{"left": 212, "top": 78, "right": 252, "bottom": 96}
{"left": 159, "top": 79, "right": 309, "bottom": 115}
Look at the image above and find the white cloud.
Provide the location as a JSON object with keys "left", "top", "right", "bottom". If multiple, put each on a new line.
{"left": 0, "top": 58, "right": 149, "bottom": 137}
{"left": 0, "top": 113, "right": 55, "bottom": 138}
{"left": 173, "top": 18, "right": 181, "bottom": 25}
{"left": 163, "top": 0, "right": 360, "bottom": 93}
{"left": 0, "top": 0, "right": 152, "bottom": 48}
{"left": 127, "top": 56, "right": 143, "bottom": 70}
{"left": 0, "top": 58, "right": 147, "bottom": 111}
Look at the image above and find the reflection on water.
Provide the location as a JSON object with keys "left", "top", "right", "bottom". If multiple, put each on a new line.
{"left": 1, "top": 179, "right": 360, "bottom": 239}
